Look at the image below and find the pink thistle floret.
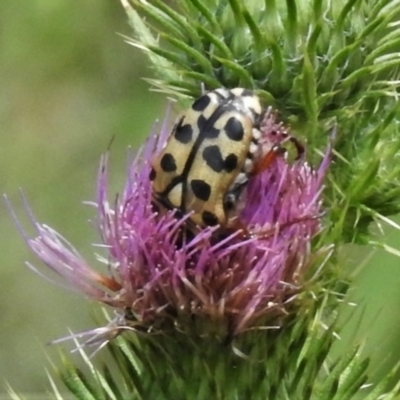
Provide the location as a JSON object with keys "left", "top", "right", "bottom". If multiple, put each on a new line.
{"left": 10, "top": 109, "right": 331, "bottom": 341}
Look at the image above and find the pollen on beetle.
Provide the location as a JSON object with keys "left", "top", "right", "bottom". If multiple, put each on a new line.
{"left": 8, "top": 104, "right": 332, "bottom": 350}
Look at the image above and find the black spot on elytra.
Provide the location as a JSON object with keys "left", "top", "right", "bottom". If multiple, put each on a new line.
{"left": 192, "top": 94, "right": 211, "bottom": 111}
{"left": 203, "top": 146, "right": 238, "bottom": 173}
{"left": 149, "top": 168, "right": 156, "bottom": 181}
{"left": 202, "top": 211, "right": 219, "bottom": 226}
{"left": 197, "top": 115, "right": 219, "bottom": 139}
{"left": 224, "top": 153, "right": 238, "bottom": 172}
{"left": 175, "top": 124, "right": 193, "bottom": 144}
{"left": 203, "top": 145, "right": 224, "bottom": 172}
{"left": 160, "top": 153, "right": 177, "bottom": 172}
{"left": 190, "top": 179, "right": 211, "bottom": 201}
{"left": 225, "top": 117, "right": 244, "bottom": 141}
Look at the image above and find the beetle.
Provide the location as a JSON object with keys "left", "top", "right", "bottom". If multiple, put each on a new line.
{"left": 149, "top": 87, "right": 303, "bottom": 234}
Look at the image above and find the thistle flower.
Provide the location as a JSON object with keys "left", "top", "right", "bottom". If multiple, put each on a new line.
{"left": 11, "top": 105, "right": 398, "bottom": 398}
{"left": 9, "top": 106, "right": 329, "bottom": 348}
{"left": 8, "top": 0, "right": 400, "bottom": 398}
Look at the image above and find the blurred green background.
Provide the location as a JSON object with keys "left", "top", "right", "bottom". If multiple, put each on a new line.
{"left": 1, "top": 0, "right": 400, "bottom": 397}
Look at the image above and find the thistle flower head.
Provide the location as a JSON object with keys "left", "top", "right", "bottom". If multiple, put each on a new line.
{"left": 11, "top": 106, "right": 330, "bottom": 344}
{"left": 119, "top": 0, "right": 400, "bottom": 244}
{"left": 123, "top": 0, "right": 400, "bottom": 131}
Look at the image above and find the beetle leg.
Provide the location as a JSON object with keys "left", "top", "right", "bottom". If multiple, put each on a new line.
{"left": 253, "top": 145, "right": 285, "bottom": 174}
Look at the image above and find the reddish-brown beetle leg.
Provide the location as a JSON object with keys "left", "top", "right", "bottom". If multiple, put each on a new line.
{"left": 253, "top": 145, "right": 284, "bottom": 174}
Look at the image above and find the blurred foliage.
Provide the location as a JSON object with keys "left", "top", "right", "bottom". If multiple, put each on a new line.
{"left": 1, "top": 0, "right": 400, "bottom": 397}
{"left": 0, "top": 0, "right": 164, "bottom": 395}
